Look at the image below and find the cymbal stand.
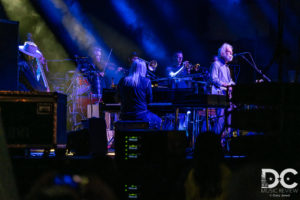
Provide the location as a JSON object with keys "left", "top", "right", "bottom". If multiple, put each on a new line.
{"left": 67, "top": 73, "right": 78, "bottom": 130}
{"left": 191, "top": 109, "right": 201, "bottom": 149}
{"left": 67, "top": 72, "right": 84, "bottom": 130}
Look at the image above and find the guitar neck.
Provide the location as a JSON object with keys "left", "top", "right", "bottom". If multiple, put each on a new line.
{"left": 36, "top": 58, "right": 50, "bottom": 92}
{"left": 26, "top": 33, "right": 50, "bottom": 92}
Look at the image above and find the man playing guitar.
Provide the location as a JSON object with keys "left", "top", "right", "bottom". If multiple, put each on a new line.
{"left": 210, "top": 43, "right": 235, "bottom": 95}
{"left": 209, "top": 43, "right": 235, "bottom": 137}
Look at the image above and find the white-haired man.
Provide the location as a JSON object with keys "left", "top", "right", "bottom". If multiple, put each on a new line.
{"left": 209, "top": 43, "right": 235, "bottom": 136}
{"left": 210, "top": 43, "right": 235, "bottom": 95}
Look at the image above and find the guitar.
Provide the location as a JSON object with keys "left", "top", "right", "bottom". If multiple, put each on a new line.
{"left": 36, "top": 58, "right": 50, "bottom": 92}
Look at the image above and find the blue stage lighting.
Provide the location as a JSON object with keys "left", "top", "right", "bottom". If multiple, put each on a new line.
{"left": 111, "top": 0, "right": 167, "bottom": 60}
{"left": 211, "top": 0, "right": 240, "bottom": 4}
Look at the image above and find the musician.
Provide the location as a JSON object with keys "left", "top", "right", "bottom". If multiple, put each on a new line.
{"left": 117, "top": 59, "right": 161, "bottom": 129}
{"left": 18, "top": 41, "right": 48, "bottom": 92}
{"left": 209, "top": 43, "right": 235, "bottom": 135}
{"left": 166, "top": 50, "right": 190, "bottom": 88}
{"left": 146, "top": 60, "right": 158, "bottom": 80}
{"left": 87, "top": 47, "right": 108, "bottom": 100}
{"left": 117, "top": 52, "right": 139, "bottom": 76}
{"left": 128, "top": 52, "right": 139, "bottom": 66}
{"left": 128, "top": 52, "right": 158, "bottom": 80}
{"left": 210, "top": 43, "right": 235, "bottom": 95}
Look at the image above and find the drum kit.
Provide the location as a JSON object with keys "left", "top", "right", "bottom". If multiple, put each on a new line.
{"left": 47, "top": 57, "right": 104, "bottom": 130}
{"left": 65, "top": 71, "right": 85, "bottom": 125}
{"left": 68, "top": 57, "right": 109, "bottom": 130}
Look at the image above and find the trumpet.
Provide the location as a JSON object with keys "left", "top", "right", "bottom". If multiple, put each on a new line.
{"left": 138, "top": 58, "right": 158, "bottom": 72}
{"left": 148, "top": 60, "right": 158, "bottom": 71}
{"left": 169, "top": 61, "right": 190, "bottom": 77}
{"left": 169, "top": 62, "right": 201, "bottom": 77}
{"left": 183, "top": 62, "right": 200, "bottom": 70}
{"left": 183, "top": 62, "right": 203, "bottom": 74}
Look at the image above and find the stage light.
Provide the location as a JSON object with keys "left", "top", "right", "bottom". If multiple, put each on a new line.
{"left": 111, "top": 0, "right": 167, "bottom": 60}
{"left": 37, "top": 0, "right": 102, "bottom": 57}
{"left": 210, "top": 0, "right": 240, "bottom": 4}
{"left": 36, "top": 0, "right": 124, "bottom": 82}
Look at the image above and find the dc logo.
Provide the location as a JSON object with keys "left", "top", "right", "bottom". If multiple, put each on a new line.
{"left": 261, "top": 168, "right": 298, "bottom": 189}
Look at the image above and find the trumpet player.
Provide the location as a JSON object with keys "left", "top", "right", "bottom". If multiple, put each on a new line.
{"left": 164, "top": 51, "right": 191, "bottom": 131}
{"left": 165, "top": 50, "right": 190, "bottom": 88}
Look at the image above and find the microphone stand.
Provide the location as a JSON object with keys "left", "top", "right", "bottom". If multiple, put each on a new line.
{"left": 240, "top": 53, "right": 271, "bottom": 82}
{"left": 147, "top": 70, "right": 157, "bottom": 80}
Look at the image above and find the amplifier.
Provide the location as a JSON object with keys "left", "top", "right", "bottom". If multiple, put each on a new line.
{"left": 67, "top": 118, "right": 107, "bottom": 156}
{"left": 115, "top": 129, "right": 187, "bottom": 162}
{"left": 231, "top": 83, "right": 300, "bottom": 106}
{"left": 0, "top": 91, "right": 67, "bottom": 148}
{"left": 114, "top": 120, "right": 149, "bottom": 131}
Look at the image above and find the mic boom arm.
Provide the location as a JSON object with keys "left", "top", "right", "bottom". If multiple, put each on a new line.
{"left": 240, "top": 53, "right": 271, "bottom": 82}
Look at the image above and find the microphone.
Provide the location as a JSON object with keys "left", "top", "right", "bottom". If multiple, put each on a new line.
{"left": 233, "top": 52, "right": 249, "bottom": 57}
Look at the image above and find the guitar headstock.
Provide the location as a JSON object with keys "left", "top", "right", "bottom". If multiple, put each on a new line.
{"left": 26, "top": 32, "right": 34, "bottom": 42}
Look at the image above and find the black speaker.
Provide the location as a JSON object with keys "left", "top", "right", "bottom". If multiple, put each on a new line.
{"left": 88, "top": 118, "right": 107, "bottom": 156}
{"left": 0, "top": 19, "right": 19, "bottom": 91}
{"left": 67, "top": 118, "right": 107, "bottom": 156}
{"left": 0, "top": 91, "right": 67, "bottom": 148}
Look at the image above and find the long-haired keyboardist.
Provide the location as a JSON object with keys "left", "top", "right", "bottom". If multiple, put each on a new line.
{"left": 116, "top": 59, "right": 162, "bottom": 129}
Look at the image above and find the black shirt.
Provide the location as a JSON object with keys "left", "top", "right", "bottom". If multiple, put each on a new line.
{"left": 117, "top": 76, "right": 152, "bottom": 117}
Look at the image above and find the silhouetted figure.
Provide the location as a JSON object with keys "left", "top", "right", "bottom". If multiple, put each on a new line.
{"left": 0, "top": 116, "right": 19, "bottom": 200}
{"left": 26, "top": 171, "right": 118, "bottom": 200}
{"left": 185, "top": 132, "right": 231, "bottom": 200}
